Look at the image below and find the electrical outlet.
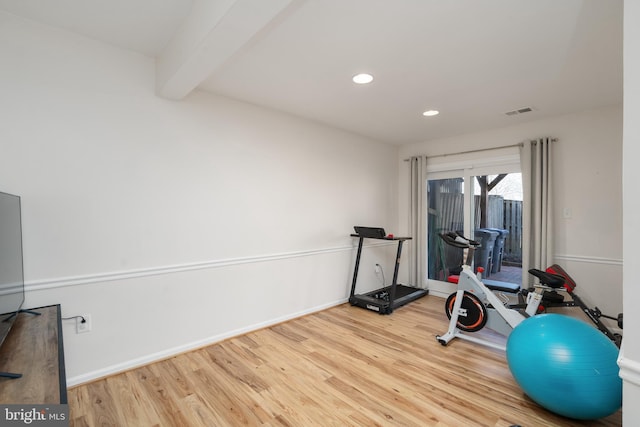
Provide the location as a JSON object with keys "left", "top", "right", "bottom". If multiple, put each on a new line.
{"left": 76, "top": 314, "right": 92, "bottom": 334}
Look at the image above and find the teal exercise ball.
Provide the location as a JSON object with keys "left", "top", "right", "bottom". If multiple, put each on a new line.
{"left": 506, "top": 314, "right": 621, "bottom": 420}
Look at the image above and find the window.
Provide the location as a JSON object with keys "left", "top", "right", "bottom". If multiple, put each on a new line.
{"left": 426, "top": 153, "right": 523, "bottom": 288}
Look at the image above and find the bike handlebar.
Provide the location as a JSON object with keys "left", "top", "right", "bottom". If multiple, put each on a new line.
{"left": 439, "top": 231, "right": 481, "bottom": 249}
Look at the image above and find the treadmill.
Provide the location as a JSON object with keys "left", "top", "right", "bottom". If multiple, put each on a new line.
{"left": 349, "top": 226, "right": 428, "bottom": 314}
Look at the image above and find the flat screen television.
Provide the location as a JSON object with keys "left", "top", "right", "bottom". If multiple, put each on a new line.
{"left": 0, "top": 191, "right": 25, "bottom": 350}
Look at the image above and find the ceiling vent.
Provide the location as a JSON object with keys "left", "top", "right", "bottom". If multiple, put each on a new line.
{"left": 505, "top": 107, "right": 534, "bottom": 116}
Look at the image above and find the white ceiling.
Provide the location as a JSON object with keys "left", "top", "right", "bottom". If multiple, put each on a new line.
{"left": 0, "top": 0, "right": 623, "bottom": 145}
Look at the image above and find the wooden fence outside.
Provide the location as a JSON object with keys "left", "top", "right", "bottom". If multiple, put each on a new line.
{"left": 428, "top": 191, "right": 523, "bottom": 276}
{"left": 502, "top": 199, "right": 522, "bottom": 263}
{"left": 481, "top": 196, "right": 522, "bottom": 264}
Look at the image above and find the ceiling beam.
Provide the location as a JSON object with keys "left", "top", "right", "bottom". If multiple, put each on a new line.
{"left": 156, "top": 0, "right": 298, "bottom": 100}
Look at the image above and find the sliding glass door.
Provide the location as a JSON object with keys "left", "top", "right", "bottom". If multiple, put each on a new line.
{"left": 427, "top": 165, "right": 522, "bottom": 287}
{"left": 427, "top": 175, "right": 468, "bottom": 282}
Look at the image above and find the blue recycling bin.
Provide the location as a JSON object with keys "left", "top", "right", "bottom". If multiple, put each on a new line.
{"left": 474, "top": 229, "right": 499, "bottom": 276}
{"left": 486, "top": 228, "right": 510, "bottom": 273}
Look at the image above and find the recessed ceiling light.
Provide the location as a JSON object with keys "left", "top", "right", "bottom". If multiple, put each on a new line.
{"left": 352, "top": 73, "right": 374, "bottom": 84}
{"left": 423, "top": 110, "right": 440, "bottom": 117}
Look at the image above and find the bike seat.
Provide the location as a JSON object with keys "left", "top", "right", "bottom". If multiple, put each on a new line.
{"left": 528, "top": 269, "right": 565, "bottom": 288}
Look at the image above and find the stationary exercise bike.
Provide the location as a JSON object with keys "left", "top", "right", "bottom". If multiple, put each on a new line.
{"left": 526, "top": 265, "right": 623, "bottom": 348}
{"left": 435, "top": 232, "right": 540, "bottom": 351}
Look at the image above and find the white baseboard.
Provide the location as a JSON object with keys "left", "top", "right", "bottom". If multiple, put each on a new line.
{"left": 66, "top": 297, "right": 348, "bottom": 387}
{"left": 618, "top": 344, "right": 640, "bottom": 387}
{"left": 427, "top": 289, "right": 450, "bottom": 299}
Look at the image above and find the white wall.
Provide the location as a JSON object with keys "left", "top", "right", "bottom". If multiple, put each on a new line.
{"left": 0, "top": 12, "right": 399, "bottom": 384}
{"left": 398, "top": 103, "right": 631, "bottom": 417}
{"left": 398, "top": 105, "right": 623, "bottom": 318}
{"left": 621, "top": 0, "right": 640, "bottom": 423}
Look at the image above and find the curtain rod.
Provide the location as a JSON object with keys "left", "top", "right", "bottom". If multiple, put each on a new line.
{"left": 403, "top": 142, "right": 522, "bottom": 162}
{"left": 402, "top": 138, "right": 557, "bottom": 161}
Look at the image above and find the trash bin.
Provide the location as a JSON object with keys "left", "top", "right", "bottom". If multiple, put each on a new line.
{"left": 486, "top": 228, "right": 510, "bottom": 273}
{"left": 474, "top": 229, "right": 499, "bottom": 276}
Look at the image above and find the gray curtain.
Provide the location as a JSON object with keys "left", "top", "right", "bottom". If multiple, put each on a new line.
{"left": 409, "top": 156, "right": 427, "bottom": 288}
{"left": 520, "top": 138, "right": 554, "bottom": 287}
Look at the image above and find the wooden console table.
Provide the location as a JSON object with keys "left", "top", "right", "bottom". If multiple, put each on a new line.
{"left": 0, "top": 305, "right": 67, "bottom": 404}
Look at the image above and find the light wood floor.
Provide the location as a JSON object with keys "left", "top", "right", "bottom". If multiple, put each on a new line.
{"left": 68, "top": 296, "right": 622, "bottom": 426}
